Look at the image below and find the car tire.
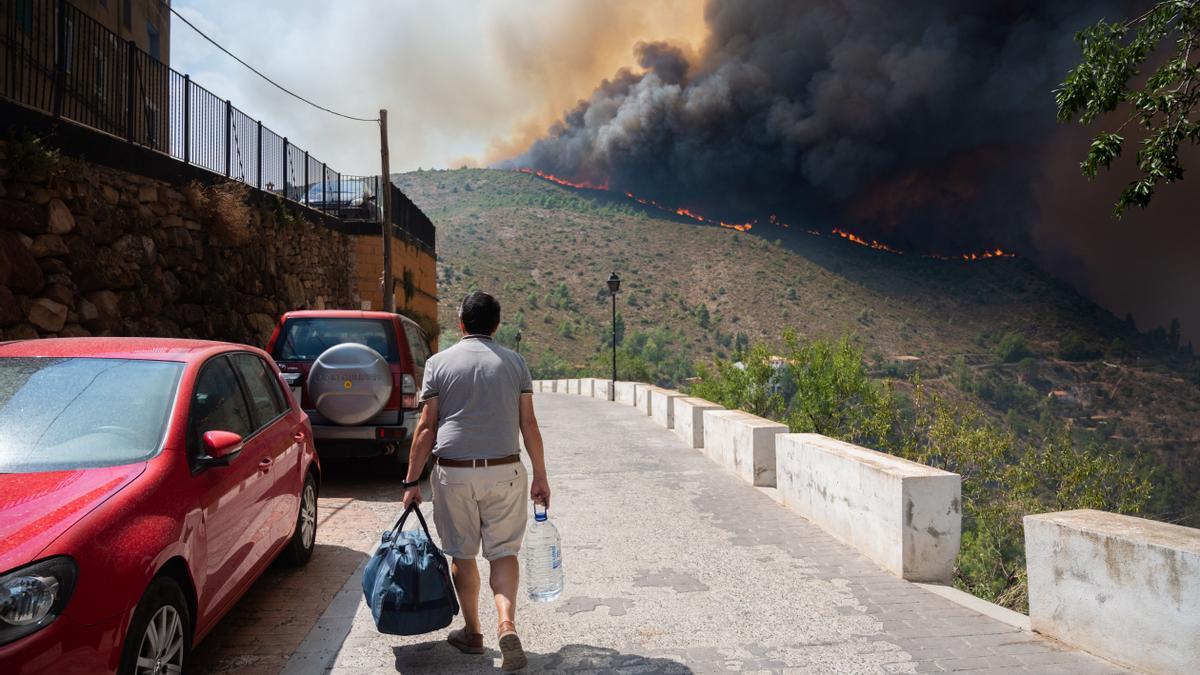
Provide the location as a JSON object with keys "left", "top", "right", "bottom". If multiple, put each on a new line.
{"left": 118, "top": 576, "right": 191, "bottom": 675}
{"left": 280, "top": 473, "right": 318, "bottom": 566}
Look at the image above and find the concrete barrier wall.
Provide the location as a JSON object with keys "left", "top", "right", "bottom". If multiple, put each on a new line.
{"left": 701, "top": 410, "right": 787, "bottom": 487}
{"left": 595, "top": 379, "right": 614, "bottom": 401}
{"left": 776, "top": 434, "right": 961, "bottom": 582}
{"left": 1024, "top": 510, "right": 1200, "bottom": 674}
{"left": 634, "top": 384, "right": 656, "bottom": 415}
{"left": 673, "top": 397, "right": 723, "bottom": 448}
{"left": 578, "top": 378, "right": 596, "bottom": 398}
{"left": 566, "top": 378, "right": 581, "bottom": 395}
{"left": 650, "top": 388, "right": 683, "bottom": 429}
{"left": 614, "top": 381, "right": 637, "bottom": 406}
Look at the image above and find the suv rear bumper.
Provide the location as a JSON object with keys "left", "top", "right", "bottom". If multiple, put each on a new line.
{"left": 309, "top": 411, "right": 418, "bottom": 459}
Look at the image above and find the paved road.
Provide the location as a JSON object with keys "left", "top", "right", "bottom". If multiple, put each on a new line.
{"left": 268, "top": 393, "right": 1127, "bottom": 674}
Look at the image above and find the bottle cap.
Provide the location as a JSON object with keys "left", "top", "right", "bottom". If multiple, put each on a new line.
{"left": 534, "top": 503, "right": 548, "bottom": 521}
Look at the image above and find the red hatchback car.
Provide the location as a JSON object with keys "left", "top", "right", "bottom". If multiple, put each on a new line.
{"left": 0, "top": 338, "right": 320, "bottom": 675}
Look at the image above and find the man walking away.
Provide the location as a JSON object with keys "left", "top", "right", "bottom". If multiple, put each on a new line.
{"left": 402, "top": 291, "right": 551, "bottom": 672}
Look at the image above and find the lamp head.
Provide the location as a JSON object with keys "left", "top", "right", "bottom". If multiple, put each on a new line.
{"left": 607, "top": 272, "right": 621, "bottom": 295}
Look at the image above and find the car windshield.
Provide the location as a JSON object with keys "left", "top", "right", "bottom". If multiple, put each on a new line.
{"left": 305, "top": 180, "right": 366, "bottom": 202}
{"left": 273, "top": 318, "right": 399, "bottom": 362}
{"left": 0, "top": 358, "right": 183, "bottom": 473}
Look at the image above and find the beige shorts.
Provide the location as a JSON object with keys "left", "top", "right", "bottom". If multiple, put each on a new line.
{"left": 432, "top": 461, "right": 528, "bottom": 561}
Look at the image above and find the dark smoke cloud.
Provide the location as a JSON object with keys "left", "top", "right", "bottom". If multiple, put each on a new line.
{"left": 510, "top": 0, "right": 1123, "bottom": 254}
{"left": 510, "top": 0, "right": 1200, "bottom": 340}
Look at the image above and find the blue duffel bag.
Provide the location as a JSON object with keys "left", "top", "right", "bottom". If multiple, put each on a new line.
{"left": 362, "top": 503, "right": 459, "bottom": 635}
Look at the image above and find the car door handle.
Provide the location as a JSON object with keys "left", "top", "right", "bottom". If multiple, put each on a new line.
{"left": 258, "top": 457, "right": 273, "bottom": 473}
{"left": 293, "top": 431, "right": 306, "bottom": 442}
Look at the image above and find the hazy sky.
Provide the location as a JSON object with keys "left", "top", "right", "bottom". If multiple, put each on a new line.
{"left": 171, "top": 1, "right": 706, "bottom": 175}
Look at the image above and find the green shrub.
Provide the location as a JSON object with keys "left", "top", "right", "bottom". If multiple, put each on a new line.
{"left": 1057, "top": 333, "right": 1102, "bottom": 361}
{"left": 781, "top": 333, "right": 893, "bottom": 446}
{"left": 995, "top": 332, "right": 1033, "bottom": 363}
{"left": 690, "top": 343, "right": 783, "bottom": 418}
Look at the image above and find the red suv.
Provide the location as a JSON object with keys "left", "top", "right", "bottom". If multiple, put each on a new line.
{"left": 265, "top": 310, "right": 431, "bottom": 474}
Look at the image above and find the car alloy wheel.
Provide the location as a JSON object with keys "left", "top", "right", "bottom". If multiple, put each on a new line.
{"left": 281, "top": 473, "right": 318, "bottom": 566}
{"left": 135, "top": 605, "right": 184, "bottom": 675}
{"left": 300, "top": 482, "right": 317, "bottom": 549}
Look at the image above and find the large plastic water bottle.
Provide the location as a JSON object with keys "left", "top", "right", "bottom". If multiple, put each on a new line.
{"left": 524, "top": 503, "right": 563, "bottom": 602}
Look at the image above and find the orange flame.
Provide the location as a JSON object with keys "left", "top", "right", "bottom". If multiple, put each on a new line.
{"left": 832, "top": 228, "right": 904, "bottom": 255}
{"left": 519, "top": 169, "right": 1013, "bottom": 260}
{"left": 518, "top": 167, "right": 609, "bottom": 191}
{"left": 923, "top": 248, "right": 1015, "bottom": 261}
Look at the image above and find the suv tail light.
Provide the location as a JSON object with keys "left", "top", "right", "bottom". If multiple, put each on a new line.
{"left": 401, "top": 374, "right": 417, "bottom": 409}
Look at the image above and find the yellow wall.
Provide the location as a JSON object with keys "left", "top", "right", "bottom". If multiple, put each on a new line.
{"left": 352, "top": 233, "right": 438, "bottom": 343}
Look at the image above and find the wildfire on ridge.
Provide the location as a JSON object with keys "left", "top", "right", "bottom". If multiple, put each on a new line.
{"left": 518, "top": 168, "right": 1013, "bottom": 258}
{"left": 924, "top": 249, "right": 1016, "bottom": 261}
{"left": 518, "top": 167, "right": 608, "bottom": 191}
{"left": 832, "top": 228, "right": 904, "bottom": 255}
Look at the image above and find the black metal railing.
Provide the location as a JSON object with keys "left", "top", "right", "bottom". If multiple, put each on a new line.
{"left": 0, "top": 0, "right": 435, "bottom": 252}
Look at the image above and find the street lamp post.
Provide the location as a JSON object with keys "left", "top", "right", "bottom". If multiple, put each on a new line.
{"left": 607, "top": 272, "right": 621, "bottom": 401}
{"left": 515, "top": 330, "right": 522, "bottom": 355}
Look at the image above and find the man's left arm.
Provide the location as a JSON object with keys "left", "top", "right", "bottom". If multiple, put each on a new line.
{"left": 402, "top": 397, "right": 438, "bottom": 507}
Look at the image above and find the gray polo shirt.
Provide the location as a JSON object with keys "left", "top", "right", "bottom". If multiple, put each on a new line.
{"left": 418, "top": 335, "right": 533, "bottom": 460}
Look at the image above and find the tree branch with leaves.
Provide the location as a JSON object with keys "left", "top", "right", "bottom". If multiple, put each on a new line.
{"left": 1056, "top": 1, "right": 1200, "bottom": 215}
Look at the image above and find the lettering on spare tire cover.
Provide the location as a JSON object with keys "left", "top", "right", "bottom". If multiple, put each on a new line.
{"left": 312, "top": 372, "right": 386, "bottom": 384}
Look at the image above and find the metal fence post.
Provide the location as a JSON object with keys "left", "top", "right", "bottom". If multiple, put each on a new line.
{"left": 303, "top": 150, "right": 309, "bottom": 205}
{"left": 224, "top": 99, "right": 232, "bottom": 177}
{"left": 125, "top": 40, "right": 135, "bottom": 142}
{"left": 282, "top": 137, "right": 288, "bottom": 198}
{"left": 256, "top": 120, "right": 262, "bottom": 190}
{"left": 320, "top": 161, "right": 326, "bottom": 212}
{"left": 52, "top": 0, "right": 67, "bottom": 117}
{"left": 182, "top": 75, "right": 190, "bottom": 164}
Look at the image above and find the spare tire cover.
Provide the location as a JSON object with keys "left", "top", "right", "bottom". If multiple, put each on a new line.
{"left": 307, "top": 343, "right": 394, "bottom": 425}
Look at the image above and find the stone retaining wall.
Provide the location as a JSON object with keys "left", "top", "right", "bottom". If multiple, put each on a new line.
{"left": 0, "top": 138, "right": 356, "bottom": 345}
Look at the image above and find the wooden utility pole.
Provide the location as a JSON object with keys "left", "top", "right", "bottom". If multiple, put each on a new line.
{"left": 379, "top": 109, "right": 395, "bottom": 312}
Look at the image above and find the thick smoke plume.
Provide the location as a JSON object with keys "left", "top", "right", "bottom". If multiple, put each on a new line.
{"left": 512, "top": 0, "right": 1121, "bottom": 254}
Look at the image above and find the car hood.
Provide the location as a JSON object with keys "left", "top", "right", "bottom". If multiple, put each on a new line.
{"left": 0, "top": 463, "right": 146, "bottom": 573}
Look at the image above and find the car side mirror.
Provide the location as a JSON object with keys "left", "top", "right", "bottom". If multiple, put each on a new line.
{"left": 200, "top": 430, "right": 243, "bottom": 467}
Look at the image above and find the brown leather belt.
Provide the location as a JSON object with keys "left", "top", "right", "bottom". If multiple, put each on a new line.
{"left": 435, "top": 454, "right": 520, "bottom": 468}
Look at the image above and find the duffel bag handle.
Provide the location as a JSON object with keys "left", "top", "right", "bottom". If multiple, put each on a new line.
{"left": 394, "top": 502, "right": 435, "bottom": 542}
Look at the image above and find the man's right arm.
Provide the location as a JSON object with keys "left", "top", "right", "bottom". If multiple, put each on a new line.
{"left": 519, "top": 393, "right": 551, "bottom": 508}
{"left": 402, "top": 397, "right": 437, "bottom": 507}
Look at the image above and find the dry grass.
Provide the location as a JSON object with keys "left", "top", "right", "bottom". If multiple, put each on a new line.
{"left": 187, "top": 180, "right": 252, "bottom": 245}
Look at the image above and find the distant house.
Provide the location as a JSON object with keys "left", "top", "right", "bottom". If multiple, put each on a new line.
{"left": 1, "top": 0, "right": 171, "bottom": 148}
{"left": 76, "top": 0, "right": 171, "bottom": 60}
